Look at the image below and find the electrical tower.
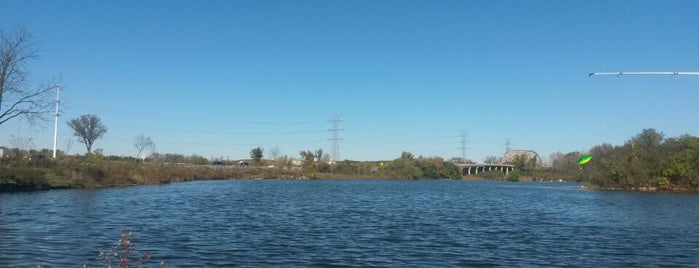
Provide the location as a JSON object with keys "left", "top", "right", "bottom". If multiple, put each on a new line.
{"left": 329, "top": 113, "right": 343, "bottom": 162}
{"left": 459, "top": 130, "right": 469, "bottom": 162}
{"left": 503, "top": 138, "right": 511, "bottom": 153}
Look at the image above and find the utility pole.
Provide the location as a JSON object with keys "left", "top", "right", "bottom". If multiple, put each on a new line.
{"left": 328, "top": 113, "right": 343, "bottom": 162}
{"left": 589, "top": 71, "right": 699, "bottom": 77}
{"left": 52, "top": 84, "right": 61, "bottom": 158}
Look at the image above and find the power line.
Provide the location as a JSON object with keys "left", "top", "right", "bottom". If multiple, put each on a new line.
{"left": 64, "top": 103, "right": 327, "bottom": 126}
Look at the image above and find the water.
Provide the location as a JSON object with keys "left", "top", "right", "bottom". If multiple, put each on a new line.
{"left": 2, "top": 180, "right": 699, "bottom": 267}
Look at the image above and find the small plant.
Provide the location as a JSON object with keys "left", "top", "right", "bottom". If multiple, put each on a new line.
{"left": 657, "top": 177, "right": 671, "bottom": 190}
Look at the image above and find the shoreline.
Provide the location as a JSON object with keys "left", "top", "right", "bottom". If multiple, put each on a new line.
{"left": 4, "top": 177, "right": 698, "bottom": 194}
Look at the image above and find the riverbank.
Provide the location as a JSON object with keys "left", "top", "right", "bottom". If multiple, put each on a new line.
{"left": 0, "top": 182, "right": 71, "bottom": 192}
{"left": 1, "top": 155, "right": 468, "bottom": 192}
{"left": 3, "top": 157, "right": 698, "bottom": 193}
{"left": 579, "top": 184, "right": 697, "bottom": 193}
{"left": 0, "top": 160, "right": 309, "bottom": 192}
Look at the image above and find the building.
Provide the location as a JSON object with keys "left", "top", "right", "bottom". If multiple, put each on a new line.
{"left": 502, "top": 150, "right": 541, "bottom": 166}
{"left": 0, "top": 146, "right": 15, "bottom": 158}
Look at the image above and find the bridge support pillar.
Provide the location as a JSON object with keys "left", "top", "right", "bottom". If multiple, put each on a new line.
{"left": 460, "top": 164, "right": 515, "bottom": 176}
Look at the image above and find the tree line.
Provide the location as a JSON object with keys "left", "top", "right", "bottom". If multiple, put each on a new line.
{"left": 475, "top": 129, "right": 699, "bottom": 191}
{"left": 542, "top": 129, "right": 699, "bottom": 191}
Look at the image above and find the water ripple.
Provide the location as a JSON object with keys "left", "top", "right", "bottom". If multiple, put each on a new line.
{"left": 2, "top": 180, "right": 699, "bottom": 267}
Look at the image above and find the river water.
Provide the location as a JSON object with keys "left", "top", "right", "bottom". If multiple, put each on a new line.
{"left": 1, "top": 179, "right": 699, "bottom": 267}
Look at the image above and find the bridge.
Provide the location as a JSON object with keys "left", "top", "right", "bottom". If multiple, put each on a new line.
{"left": 454, "top": 149, "right": 539, "bottom": 176}
{"left": 455, "top": 163, "right": 515, "bottom": 175}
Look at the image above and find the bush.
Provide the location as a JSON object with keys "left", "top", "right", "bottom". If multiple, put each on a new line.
{"left": 508, "top": 170, "right": 520, "bottom": 181}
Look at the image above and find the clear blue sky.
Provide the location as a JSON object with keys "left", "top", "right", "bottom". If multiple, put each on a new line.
{"left": 1, "top": 0, "right": 698, "bottom": 163}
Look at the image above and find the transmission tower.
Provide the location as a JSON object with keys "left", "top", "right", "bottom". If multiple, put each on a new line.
{"left": 503, "top": 138, "right": 511, "bottom": 152}
{"left": 328, "top": 113, "right": 343, "bottom": 162}
{"left": 459, "top": 130, "right": 469, "bottom": 162}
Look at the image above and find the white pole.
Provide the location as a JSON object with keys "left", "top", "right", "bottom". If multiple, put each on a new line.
{"left": 52, "top": 85, "right": 60, "bottom": 158}
{"left": 589, "top": 71, "right": 699, "bottom": 76}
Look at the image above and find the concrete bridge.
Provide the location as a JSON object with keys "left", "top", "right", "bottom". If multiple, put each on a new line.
{"left": 455, "top": 163, "right": 515, "bottom": 175}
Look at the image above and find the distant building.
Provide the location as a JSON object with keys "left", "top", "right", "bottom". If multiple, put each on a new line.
{"left": 0, "top": 146, "right": 14, "bottom": 158}
{"left": 502, "top": 150, "right": 541, "bottom": 166}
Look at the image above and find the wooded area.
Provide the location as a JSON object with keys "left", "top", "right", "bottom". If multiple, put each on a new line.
{"left": 2, "top": 129, "right": 698, "bottom": 192}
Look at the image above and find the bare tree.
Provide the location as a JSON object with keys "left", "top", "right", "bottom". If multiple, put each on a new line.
{"left": 133, "top": 134, "right": 155, "bottom": 159}
{"left": 9, "top": 134, "right": 34, "bottom": 150}
{"left": 9, "top": 134, "right": 34, "bottom": 158}
{"left": 268, "top": 146, "right": 281, "bottom": 168}
{"left": 67, "top": 114, "right": 107, "bottom": 158}
{"left": 0, "top": 27, "right": 58, "bottom": 127}
{"left": 269, "top": 146, "right": 280, "bottom": 159}
{"left": 483, "top": 155, "right": 502, "bottom": 164}
{"left": 64, "top": 138, "right": 73, "bottom": 155}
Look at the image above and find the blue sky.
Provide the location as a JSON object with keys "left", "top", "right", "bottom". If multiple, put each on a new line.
{"left": 1, "top": 0, "right": 698, "bottom": 162}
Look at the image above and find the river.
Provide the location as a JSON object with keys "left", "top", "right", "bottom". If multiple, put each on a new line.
{"left": 2, "top": 179, "right": 699, "bottom": 267}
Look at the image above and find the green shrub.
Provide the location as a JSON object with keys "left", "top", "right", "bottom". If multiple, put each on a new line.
{"left": 508, "top": 170, "right": 520, "bottom": 181}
